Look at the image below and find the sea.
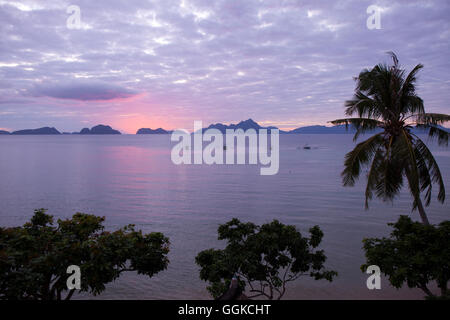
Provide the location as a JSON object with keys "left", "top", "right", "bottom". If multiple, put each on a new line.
{"left": 0, "top": 134, "right": 448, "bottom": 299}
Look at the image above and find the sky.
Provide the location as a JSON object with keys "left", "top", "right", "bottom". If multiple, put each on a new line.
{"left": 0, "top": 0, "right": 449, "bottom": 134}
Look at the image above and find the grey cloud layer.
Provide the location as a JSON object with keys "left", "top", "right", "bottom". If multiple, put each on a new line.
{"left": 31, "top": 81, "right": 137, "bottom": 101}
{"left": 0, "top": 0, "right": 449, "bottom": 130}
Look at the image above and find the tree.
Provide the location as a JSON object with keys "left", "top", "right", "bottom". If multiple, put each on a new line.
{"left": 330, "top": 52, "right": 449, "bottom": 225}
{"left": 362, "top": 216, "right": 450, "bottom": 299}
{"left": 195, "top": 219, "right": 337, "bottom": 300}
{"left": 0, "top": 209, "right": 170, "bottom": 300}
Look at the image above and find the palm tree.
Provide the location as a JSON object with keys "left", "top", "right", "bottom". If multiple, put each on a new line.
{"left": 330, "top": 52, "right": 449, "bottom": 225}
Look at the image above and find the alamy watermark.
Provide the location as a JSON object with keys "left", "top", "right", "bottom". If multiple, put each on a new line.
{"left": 66, "top": 265, "right": 81, "bottom": 290}
{"left": 366, "top": 265, "right": 381, "bottom": 290}
{"left": 366, "top": 5, "right": 382, "bottom": 30}
{"left": 66, "top": 5, "right": 82, "bottom": 29}
{"left": 170, "top": 121, "right": 279, "bottom": 175}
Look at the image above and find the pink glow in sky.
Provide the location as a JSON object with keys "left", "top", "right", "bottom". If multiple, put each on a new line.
{"left": 1, "top": 0, "right": 449, "bottom": 133}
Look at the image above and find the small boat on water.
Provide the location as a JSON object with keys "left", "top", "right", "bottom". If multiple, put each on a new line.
{"left": 303, "top": 144, "right": 311, "bottom": 150}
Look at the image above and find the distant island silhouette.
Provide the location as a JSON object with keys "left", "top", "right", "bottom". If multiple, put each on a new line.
{"left": 73, "top": 125, "right": 121, "bottom": 135}
{"left": 0, "top": 119, "right": 448, "bottom": 135}
{"left": 137, "top": 119, "right": 449, "bottom": 135}
{"left": 11, "top": 127, "right": 61, "bottom": 135}
{"left": 1, "top": 124, "right": 121, "bottom": 135}
{"left": 137, "top": 128, "right": 171, "bottom": 134}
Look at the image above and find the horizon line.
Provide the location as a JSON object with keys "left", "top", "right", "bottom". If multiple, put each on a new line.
{"left": 2, "top": 119, "right": 449, "bottom": 135}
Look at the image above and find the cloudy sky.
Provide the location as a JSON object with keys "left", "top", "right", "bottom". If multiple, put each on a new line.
{"left": 0, "top": 0, "right": 449, "bottom": 133}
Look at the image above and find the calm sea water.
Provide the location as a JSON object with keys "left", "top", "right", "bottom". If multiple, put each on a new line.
{"left": 0, "top": 134, "right": 448, "bottom": 299}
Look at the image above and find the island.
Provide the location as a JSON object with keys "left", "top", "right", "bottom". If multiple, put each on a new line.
{"left": 0, "top": 130, "right": 10, "bottom": 135}
{"left": 11, "top": 127, "right": 61, "bottom": 135}
{"left": 203, "top": 119, "right": 287, "bottom": 133}
{"left": 78, "top": 125, "right": 121, "bottom": 135}
{"left": 79, "top": 128, "right": 91, "bottom": 134}
{"left": 136, "top": 128, "right": 170, "bottom": 134}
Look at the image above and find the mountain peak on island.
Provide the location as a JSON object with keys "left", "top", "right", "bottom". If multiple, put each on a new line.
{"left": 77, "top": 124, "right": 121, "bottom": 135}
{"left": 238, "top": 118, "right": 259, "bottom": 126}
{"left": 204, "top": 118, "right": 265, "bottom": 133}
{"left": 136, "top": 128, "right": 169, "bottom": 134}
{"left": 235, "top": 118, "right": 261, "bottom": 130}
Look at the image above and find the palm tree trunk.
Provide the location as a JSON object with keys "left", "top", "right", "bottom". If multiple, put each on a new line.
{"left": 416, "top": 198, "right": 430, "bottom": 225}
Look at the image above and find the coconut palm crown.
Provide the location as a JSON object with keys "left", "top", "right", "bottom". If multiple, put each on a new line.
{"left": 330, "top": 52, "right": 449, "bottom": 225}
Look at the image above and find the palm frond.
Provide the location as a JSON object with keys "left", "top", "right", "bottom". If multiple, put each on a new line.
{"left": 329, "top": 118, "right": 383, "bottom": 141}
{"left": 386, "top": 51, "right": 399, "bottom": 67}
{"left": 428, "top": 125, "right": 449, "bottom": 146}
{"left": 374, "top": 136, "right": 405, "bottom": 202}
{"left": 400, "top": 64, "right": 424, "bottom": 115}
{"left": 344, "top": 92, "right": 381, "bottom": 119}
{"left": 413, "top": 140, "right": 433, "bottom": 206}
{"left": 414, "top": 113, "right": 450, "bottom": 125}
{"left": 365, "top": 146, "right": 384, "bottom": 208}
{"left": 401, "top": 95, "right": 424, "bottom": 116}
{"left": 329, "top": 118, "right": 382, "bottom": 129}
{"left": 414, "top": 137, "right": 446, "bottom": 203}
{"left": 414, "top": 123, "right": 450, "bottom": 146}
{"left": 352, "top": 66, "right": 390, "bottom": 118}
{"left": 400, "top": 129, "right": 421, "bottom": 210}
{"left": 341, "top": 133, "right": 384, "bottom": 186}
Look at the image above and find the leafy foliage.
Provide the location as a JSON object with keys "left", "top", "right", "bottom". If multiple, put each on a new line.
{"left": 196, "top": 219, "right": 337, "bottom": 300}
{"left": 330, "top": 52, "right": 449, "bottom": 224}
{"left": 362, "top": 216, "right": 450, "bottom": 299}
{"left": 0, "top": 209, "right": 170, "bottom": 300}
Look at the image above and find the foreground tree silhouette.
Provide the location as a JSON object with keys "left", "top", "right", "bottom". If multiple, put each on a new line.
{"left": 0, "top": 209, "right": 169, "bottom": 300}
{"left": 362, "top": 216, "right": 450, "bottom": 299}
{"left": 195, "top": 219, "right": 337, "bottom": 300}
{"left": 331, "top": 52, "right": 449, "bottom": 225}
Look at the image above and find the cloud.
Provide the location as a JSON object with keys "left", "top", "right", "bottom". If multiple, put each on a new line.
{"left": 0, "top": 0, "right": 449, "bottom": 132}
{"left": 31, "top": 81, "right": 138, "bottom": 101}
